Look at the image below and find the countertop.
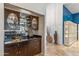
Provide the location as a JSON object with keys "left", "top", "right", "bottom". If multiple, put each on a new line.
{"left": 4, "top": 35, "right": 42, "bottom": 45}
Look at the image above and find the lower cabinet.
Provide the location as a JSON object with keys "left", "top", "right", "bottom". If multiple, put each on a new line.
{"left": 19, "top": 41, "right": 28, "bottom": 56}
{"left": 28, "top": 38, "right": 41, "bottom": 56}
{"left": 4, "top": 43, "right": 18, "bottom": 56}
{"left": 4, "top": 37, "right": 41, "bottom": 56}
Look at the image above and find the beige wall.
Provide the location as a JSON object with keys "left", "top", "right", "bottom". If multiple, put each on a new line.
{"left": 38, "top": 16, "right": 45, "bottom": 55}
{"left": 0, "top": 3, "right": 4, "bottom": 56}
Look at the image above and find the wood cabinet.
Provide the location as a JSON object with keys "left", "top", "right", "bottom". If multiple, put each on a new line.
{"left": 4, "top": 37, "right": 41, "bottom": 56}
{"left": 28, "top": 38, "right": 41, "bottom": 56}
{"left": 4, "top": 43, "right": 18, "bottom": 56}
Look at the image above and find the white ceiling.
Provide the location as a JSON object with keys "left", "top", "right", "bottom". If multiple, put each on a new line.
{"left": 9, "top": 3, "right": 79, "bottom": 15}
{"left": 64, "top": 3, "right": 79, "bottom": 14}
{"left": 10, "top": 3, "right": 48, "bottom": 15}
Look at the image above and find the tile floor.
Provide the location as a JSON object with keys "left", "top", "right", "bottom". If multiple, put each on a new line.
{"left": 45, "top": 41, "right": 79, "bottom": 56}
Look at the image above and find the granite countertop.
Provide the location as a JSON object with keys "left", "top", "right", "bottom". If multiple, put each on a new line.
{"left": 4, "top": 35, "right": 42, "bottom": 45}
{"left": 4, "top": 39, "right": 29, "bottom": 44}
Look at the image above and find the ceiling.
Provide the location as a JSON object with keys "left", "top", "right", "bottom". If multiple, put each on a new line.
{"left": 64, "top": 3, "right": 79, "bottom": 14}
{"left": 10, "top": 3, "right": 48, "bottom": 15}
{"left": 7, "top": 3, "right": 79, "bottom": 15}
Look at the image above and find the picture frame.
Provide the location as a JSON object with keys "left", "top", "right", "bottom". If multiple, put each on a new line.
{"left": 4, "top": 8, "right": 20, "bottom": 30}
{"left": 28, "top": 15, "right": 39, "bottom": 30}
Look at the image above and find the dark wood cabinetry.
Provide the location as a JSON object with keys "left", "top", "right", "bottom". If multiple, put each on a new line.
{"left": 28, "top": 38, "right": 41, "bottom": 55}
{"left": 4, "top": 43, "right": 18, "bottom": 56}
{"left": 4, "top": 37, "right": 41, "bottom": 56}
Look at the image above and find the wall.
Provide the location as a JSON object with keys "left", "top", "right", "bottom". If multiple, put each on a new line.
{"left": 46, "top": 3, "right": 56, "bottom": 38}
{"left": 55, "top": 4, "right": 63, "bottom": 45}
{"left": 0, "top": 3, "right": 4, "bottom": 56}
{"left": 63, "top": 6, "right": 73, "bottom": 21}
{"left": 9, "top": 3, "right": 47, "bottom": 15}
{"left": 63, "top": 5, "right": 79, "bottom": 24}
{"left": 38, "top": 15, "right": 45, "bottom": 55}
{"left": 72, "top": 13, "right": 79, "bottom": 24}
{"left": 45, "top": 4, "right": 63, "bottom": 46}
{"left": 45, "top": 4, "right": 56, "bottom": 55}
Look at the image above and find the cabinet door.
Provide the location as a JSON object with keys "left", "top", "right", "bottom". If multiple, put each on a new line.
{"left": 28, "top": 38, "right": 41, "bottom": 56}
{"left": 23, "top": 42, "right": 29, "bottom": 56}
{"left": 18, "top": 41, "right": 28, "bottom": 56}
{"left": 4, "top": 44, "right": 18, "bottom": 56}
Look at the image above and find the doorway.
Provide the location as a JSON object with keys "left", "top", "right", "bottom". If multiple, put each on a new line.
{"left": 63, "top": 5, "right": 79, "bottom": 46}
